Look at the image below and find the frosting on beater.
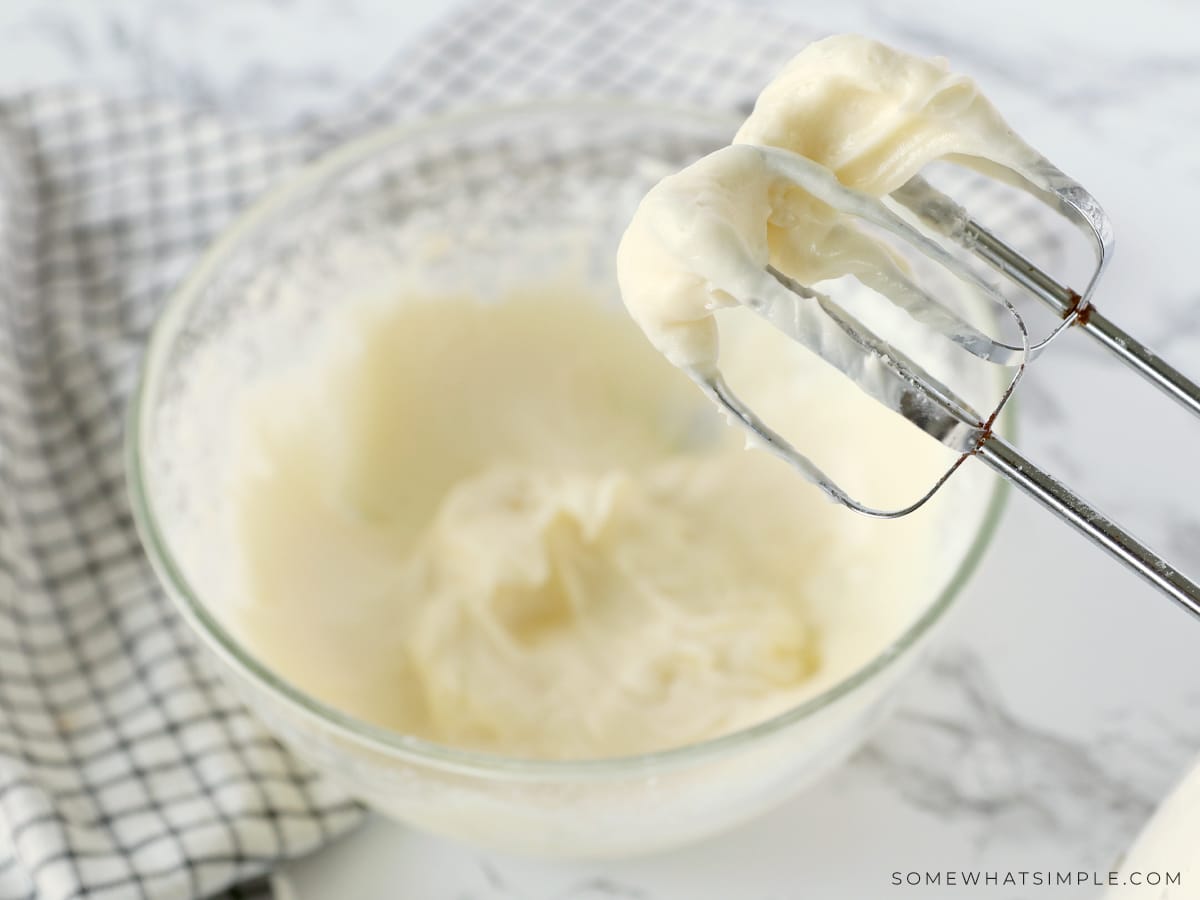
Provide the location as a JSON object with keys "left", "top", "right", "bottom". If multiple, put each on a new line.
{"left": 618, "top": 34, "right": 1048, "bottom": 376}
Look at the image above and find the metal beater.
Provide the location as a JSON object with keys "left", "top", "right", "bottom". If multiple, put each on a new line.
{"left": 698, "top": 145, "right": 1200, "bottom": 618}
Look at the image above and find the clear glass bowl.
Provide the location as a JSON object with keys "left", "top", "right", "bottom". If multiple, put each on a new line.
{"left": 126, "top": 101, "right": 1006, "bottom": 859}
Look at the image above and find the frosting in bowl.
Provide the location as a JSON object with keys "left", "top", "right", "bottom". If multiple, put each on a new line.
{"left": 226, "top": 284, "right": 957, "bottom": 759}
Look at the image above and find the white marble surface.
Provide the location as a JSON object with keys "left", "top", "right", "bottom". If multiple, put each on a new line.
{"left": 4, "top": 0, "right": 1200, "bottom": 896}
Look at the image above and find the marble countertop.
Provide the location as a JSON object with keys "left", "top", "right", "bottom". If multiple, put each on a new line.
{"left": 4, "top": 1, "right": 1199, "bottom": 897}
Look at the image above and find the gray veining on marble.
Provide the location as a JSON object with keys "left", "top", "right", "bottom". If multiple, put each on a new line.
{"left": 862, "top": 650, "right": 1200, "bottom": 862}
{"left": 2, "top": 1, "right": 1199, "bottom": 897}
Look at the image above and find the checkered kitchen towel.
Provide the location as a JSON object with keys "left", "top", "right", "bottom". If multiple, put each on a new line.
{"left": 0, "top": 1, "right": 1060, "bottom": 897}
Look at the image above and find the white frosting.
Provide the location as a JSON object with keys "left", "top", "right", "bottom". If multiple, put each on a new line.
{"left": 735, "top": 34, "right": 1045, "bottom": 194}
{"left": 225, "top": 283, "right": 963, "bottom": 759}
{"left": 617, "top": 34, "right": 1047, "bottom": 379}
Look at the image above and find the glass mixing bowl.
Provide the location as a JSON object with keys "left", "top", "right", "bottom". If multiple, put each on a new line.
{"left": 126, "top": 101, "right": 1007, "bottom": 859}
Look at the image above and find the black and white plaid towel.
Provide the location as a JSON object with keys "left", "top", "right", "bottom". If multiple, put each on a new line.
{"left": 0, "top": 1, "right": 1058, "bottom": 898}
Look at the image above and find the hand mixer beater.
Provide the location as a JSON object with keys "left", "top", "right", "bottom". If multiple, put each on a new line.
{"left": 621, "top": 139, "right": 1200, "bottom": 617}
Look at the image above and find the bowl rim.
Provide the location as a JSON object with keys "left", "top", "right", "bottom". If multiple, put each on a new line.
{"left": 125, "top": 98, "right": 1009, "bottom": 780}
